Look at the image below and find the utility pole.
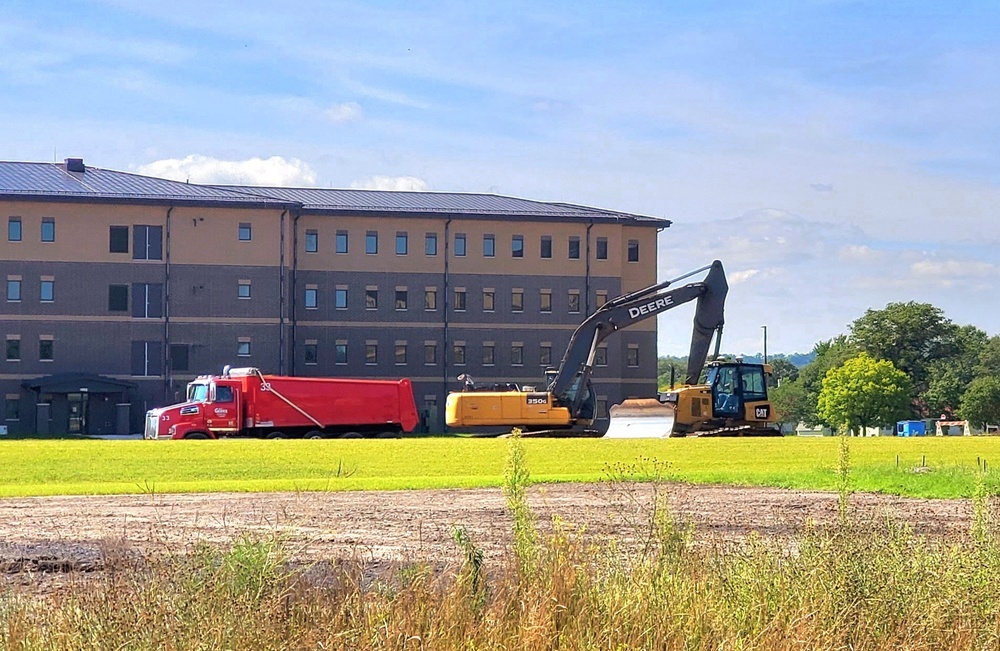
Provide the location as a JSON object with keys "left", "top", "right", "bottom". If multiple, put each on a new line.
{"left": 761, "top": 325, "right": 768, "bottom": 364}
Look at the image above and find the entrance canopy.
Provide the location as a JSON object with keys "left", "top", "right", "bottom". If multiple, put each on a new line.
{"left": 22, "top": 373, "right": 135, "bottom": 394}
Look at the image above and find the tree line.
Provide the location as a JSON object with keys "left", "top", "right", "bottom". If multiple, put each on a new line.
{"left": 658, "top": 301, "right": 1000, "bottom": 434}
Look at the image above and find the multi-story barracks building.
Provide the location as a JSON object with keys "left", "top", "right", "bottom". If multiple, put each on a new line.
{"left": 1, "top": 158, "right": 667, "bottom": 435}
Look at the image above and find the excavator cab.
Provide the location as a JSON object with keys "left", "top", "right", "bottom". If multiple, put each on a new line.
{"left": 708, "top": 362, "right": 768, "bottom": 419}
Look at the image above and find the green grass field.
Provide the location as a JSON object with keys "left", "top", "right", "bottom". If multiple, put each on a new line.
{"left": 2, "top": 435, "right": 1000, "bottom": 498}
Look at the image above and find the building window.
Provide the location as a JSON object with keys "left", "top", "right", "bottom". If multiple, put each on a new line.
{"left": 109, "top": 285, "right": 128, "bottom": 311}
{"left": 365, "top": 288, "right": 378, "bottom": 310}
{"left": 131, "top": 341, "right": 162, "bottom": 376}
{"left": 395, "top": 343, "right": 407, "bottom": 365}
{"left": 453, "top": 289, "right": 466, "bottom": 311}
{"left": 305, "top": 230, "right": 318, "bottom": 253}
{"left": 237, "top": 339, "right": 251, "bottom": 357}
{"left": 424, "top": 288, "right": 437, "bottom": 310}
{"left": 109, "top": 226, "right": 129, "bottom": 253}
{"left": 596, "top": 291, "right": 608, "bottom": 308}
{"left": 482, "top": 344, "right": 495, "bottom": 366}
{"left": 304, "top": 287, "right": 318, "bottom": 309}
{"left": 336, "top": 230, "right": 348, "bottom": 254}
{"left": 482, "top": 290, "right": 495, "bottom": 312}
{"left": 425, "top": 233, "right": 437, "bottom": 256}
{"left": 596, "top": 237, "right": 608, "bottom": 260}
{"left": 424, "top": 342, "right": 437, "bottom": 365}
{"left": 238, "top": 223, "right": 252, "bottom": 241}
{"left": 628, "top": 239, "right": 640, "bottom": 262}
{"left": 40, "top": 279, "right": 54, "bottom": 303}
{"left": 453, "top": 343, "right": 466, "bottom": 365}
{"left": 627, "top": 345, "right": 639, "bottom": 367}
{"left": 5, "top": 397, "right": 19, "bottom": 421}
{"left": 511, "top": 344, "right": 523, "bottom": 366}
{"left": 511, "top": 289, "right": 523, "bottom": 312}
{"left": 133, "top": 225, "right": 163, "bottom": 260}
{"left": 39, "top": 338, "right": 54, "bottom": 361}
{"left": 6, "top": 279, "right": 21, "bottom": 302}
{"left": 395, "top": 289, "right": 408, "bottom": 310}
{"left": 40, "top": 218, "right": 55, "bottom": 243}
{"left": 335, "top": 287, "right": 348, "bottom": 309}
{"left": 365, "top": 342, "right": 378, "bottom": 365}
{"left": 336, "top": 342, "right": 348, "bottom": 365}
{"left": 238, "top": 280, "right": 251, "bottom": 299}
{"left": 366, "top": 231, "right": 378, "bottom": 255}
{"left": 568, "top": 236, "right": 580, "bottom": 260}
{"left": 511, "top": 235, "right": 524, "bottom": 258}
{"left": 540, "top": 344, "right": 552, "bottom": 367}
{"left": 454, "top": 233, "right": 467, "bottom": 257}
{"left": 595, "top": 346, "right": 608, "bottom": 367}
{"left": 597, "top": 398, "right": 608, "bottom": 419}
{"left": 483, "top": 234, "right": 495, "bottom": 257}
{"left": 304, "top": 342, "right": 318, "bottom": 365}
{"left": 169, "top": 344, "right": 190, "bottom": 372}
{"left": 5, "top": 338, "right": 20, "bottom": 362}
{"left": 540, "top": 236, "right": 552, "bottom": 259}
{"left": 540, "top": 290, "right": 552, "bottom": 313}
{"left": 7, "top": 217, "right": 21, "bottom": 242}
{"left": 132, "top": 283, "right": 163, "bottom": 318}
{"left": 567, "top": 291, "right": 580, "bottom": 314}
{"left": 396, "top": 232, "right": 408, "bottom": 255}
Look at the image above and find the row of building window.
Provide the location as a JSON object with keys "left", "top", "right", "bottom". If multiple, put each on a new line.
{"left": 6, "top": 277, "right": 55, "bottom": 302}
{"left": 11, "top": 280, "right": 612, "bottom": 318}
{"left": 6, "top": 219, "right": 642, "bottom": 263}
{"left": 3, "top": 336, "right": 641, "bottom": 371}
{"left": 302, "top": 285, "right": 607, "bottom": 314}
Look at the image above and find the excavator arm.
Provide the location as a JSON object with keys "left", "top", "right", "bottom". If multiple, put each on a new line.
{"left": 549, "top": 260, "right": 728, "bottom": 416}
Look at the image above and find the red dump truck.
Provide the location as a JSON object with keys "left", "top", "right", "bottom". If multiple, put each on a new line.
{"left": 144, "top": 366, "right": 420, "bottom": 439}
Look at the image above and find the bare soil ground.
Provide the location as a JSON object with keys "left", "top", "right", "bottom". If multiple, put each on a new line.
{"left": 0, "top": 484, "right": 977, "bottom": 593}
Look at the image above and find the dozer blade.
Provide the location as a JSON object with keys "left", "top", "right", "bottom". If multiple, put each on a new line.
{"left": 603, "top": 399, "right": 677, "bottom": 439}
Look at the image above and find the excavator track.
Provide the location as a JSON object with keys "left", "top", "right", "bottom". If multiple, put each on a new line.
{"left": 692, "top": 425, "right": 783, "bottom": 437}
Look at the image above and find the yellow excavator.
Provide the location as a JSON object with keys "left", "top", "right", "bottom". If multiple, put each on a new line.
{"left": 445, "top": 260, "right": 779, "bottom": 437}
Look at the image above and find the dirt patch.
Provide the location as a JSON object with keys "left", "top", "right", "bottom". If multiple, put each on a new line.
{"left": 0, "top": 483, "right": 977, "bottom": 593}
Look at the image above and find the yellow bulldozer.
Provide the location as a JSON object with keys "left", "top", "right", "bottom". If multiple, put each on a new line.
{"left": 445, "top": 260, "right": 780, "bottom": 437}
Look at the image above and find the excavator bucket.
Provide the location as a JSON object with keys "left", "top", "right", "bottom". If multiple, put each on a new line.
{"left": 603, "top": 399, "right": 678, "bottom": 439}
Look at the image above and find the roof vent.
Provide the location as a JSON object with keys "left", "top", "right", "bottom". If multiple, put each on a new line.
{"left": 64, "top": 158, "right": 85, "bottom": 173}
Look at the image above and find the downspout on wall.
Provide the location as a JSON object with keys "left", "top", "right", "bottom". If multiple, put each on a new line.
{"left": 585, "top": 220, "right": 593, "bottom": 316}
{"left": 280, "top": 208, "right": 291, "bottom": 375}
{"left": 442, "top": 217, "right": 452, "bottom": 431}
{"left": 163, "top": 205, "right": 174, "bottom": 403}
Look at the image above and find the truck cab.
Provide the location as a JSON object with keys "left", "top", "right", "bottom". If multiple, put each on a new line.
{"left": 144, "top": 376, "right": 243, "bottom": 439}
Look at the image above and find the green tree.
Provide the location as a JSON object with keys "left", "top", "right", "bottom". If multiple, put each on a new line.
{"left": 769, "top": 380, "right": 811, "bottom": 426}
{"left": 849, "top": 302, "right": 958, "bottom": 395}
{"left": 958, "top": 376, "right": 1000, "bottom": 431}
{"left": 766, "top": 357, "right": 799, "bottom": 388}
{"left": 920, "top": 325, "right": 990, "bottom": 418}
{"left": 817, "top": 353, "right": 912, "bottom": 436}
{"left": 978, "top": 336, "right": 1000, "bottom": 376}
{"left": 792, "top": 336, "right": 859, "bottom": 425}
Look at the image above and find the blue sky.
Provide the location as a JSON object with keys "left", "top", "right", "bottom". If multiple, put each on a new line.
{"left": 3, "top": 1, "right": 999, "bottom": 356}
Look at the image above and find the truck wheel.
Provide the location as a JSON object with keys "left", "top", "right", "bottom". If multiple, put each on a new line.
{"left": 266, "top": 431, "right": 286, "bottom": 439}
{"left": 306, "top": 430, "right": 325, "bottom": 439}
{"left": 340, "top": 431, "right": 362, "bottom": 439}
{"left": 377, "top": 431, "right": 400, "bottom": 439}
{"left": 185, "top": 432, "right": 209, "bottom": 440}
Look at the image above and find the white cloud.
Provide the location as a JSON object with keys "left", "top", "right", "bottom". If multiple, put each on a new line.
{"left": 135, "top": 155, "right": 317, "bottom": 186}
{"left": 350, "top": 175, "right": 429, "bottom": 191}
{"left": 910, "top": 260, "right": 999, "bottom": 278}
{"left": 324, "top": 101, "right": 363, "bottom": 123}
{"left": 728, "top": 269, "right": 759, "bottom": 284}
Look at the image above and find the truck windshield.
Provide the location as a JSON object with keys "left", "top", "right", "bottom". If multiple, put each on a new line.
{"left": 187, "top": 384, "right": 209, "bottom": 402}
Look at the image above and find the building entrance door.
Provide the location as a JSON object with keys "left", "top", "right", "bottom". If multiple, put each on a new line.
{"left": 67, "top": 392, "right": 89, "bottom": 434}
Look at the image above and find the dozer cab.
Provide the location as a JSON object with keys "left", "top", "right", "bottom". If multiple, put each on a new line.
{"left": 445, "top": 260, "right": 779, "bottom": 437}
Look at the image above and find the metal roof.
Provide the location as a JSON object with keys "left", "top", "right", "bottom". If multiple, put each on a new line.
{"left": 224, "top": 185, "right": 666, "bottom": 224}
{"left": 0, "top": 161, "right": 291, "bottom": 206}
{"left": 0, "top": 160, "right": 668, "bottom": 226}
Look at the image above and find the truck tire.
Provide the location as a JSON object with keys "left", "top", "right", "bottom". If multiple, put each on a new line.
{"left": 377, "top": 430, "right": 400, "bottom": 439}
{"left": 266, "top": 431, "right": 286, "bottom": 439}
{"left": 185, "top": 432, "right": 209, "bottom": 440}
{"left": 306, "top": 430, "right": 325, "bottom": 439}
{"left": 340, "top": 431, "right": 362, "bottom": 439}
